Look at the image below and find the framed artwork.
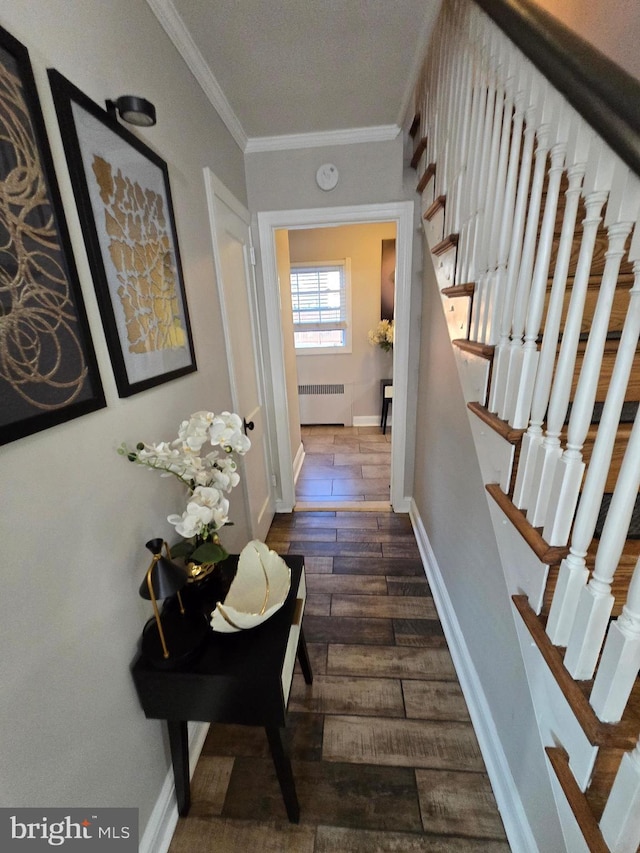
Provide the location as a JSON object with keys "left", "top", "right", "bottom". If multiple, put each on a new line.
{"left": 0, "top": 25, "right": 105, "bottom": 447}
{"left": 380, "top": 238, "right": 395, "bottom": 322}
{"left": 48, "top": 69, "right": 196, "bottom": 397}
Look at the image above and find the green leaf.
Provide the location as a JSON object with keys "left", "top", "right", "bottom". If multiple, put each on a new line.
{"left": 191, "top": 541, "right": 227, "bottom": 564}
{"left": 169, "top": 539, "right": 195, "bottom": 559}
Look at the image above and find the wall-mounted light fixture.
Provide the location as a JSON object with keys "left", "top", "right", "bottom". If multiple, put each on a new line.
{"left": 106, "top": 95, "right": 156, "bottom": 127}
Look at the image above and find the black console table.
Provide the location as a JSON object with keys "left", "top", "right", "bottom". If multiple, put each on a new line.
{"left": 131, "top": 554, "right": 312, "bottom": 823}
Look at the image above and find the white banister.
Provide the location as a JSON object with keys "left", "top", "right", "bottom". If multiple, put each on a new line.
{"left": 484, "top": 67, "right": 528, "bottom": 350}
{"left": 561, "top": 214, "right": 640, "bottom": 678}
{"left": 512, "top": 115, "right": 590, "bottom": 510}
{"left": 488, "top": 69, "right": 536, "bottom": 414}
{"left": 509, "top": 101, "right": 567, "bottom": 429}
{"left": 546, "top": 250, "right": 640, "bottom": 646}
{"left": 477, "top": 46, "right": 518, "bottom": 344}
{"left": 525, "top": 185, "right": 607, "bottom": 528}
{"left": 543, "top": 157, "right": 636, "bottom": 547}
{"left": 524, "top": 137, "right": 610, "bottom": 533}
{"left": 600, "top": 742, "right": 640, "bottom": 853}
{"left": 501, "top": 83, "right": 555, "bottom": 423}
{"left": 470, "top": 38, "right": 510, "bottom": 342}
{"left": 563, "top": 419, "right": 640, "bottom": 677}
{"left": 458, "top": 28, "right": 491, "bottom": 287}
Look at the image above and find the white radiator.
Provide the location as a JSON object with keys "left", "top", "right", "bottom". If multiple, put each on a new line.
{"left": 298, "top": 383, "right": 352, "bottom": 426}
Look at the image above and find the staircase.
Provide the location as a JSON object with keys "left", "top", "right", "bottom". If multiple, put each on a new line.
{"left": 410, "top": 1, "right": 640, "bottom": 850}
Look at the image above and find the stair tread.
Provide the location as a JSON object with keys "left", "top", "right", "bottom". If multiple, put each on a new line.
{"left": 513, "top": 595, "right": 640, "bottom": 748}
{"left": 546, "top": 747, "right": 610, "bottom": 853}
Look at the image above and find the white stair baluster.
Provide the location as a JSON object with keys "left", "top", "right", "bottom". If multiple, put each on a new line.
{"left": 562, "top": 235, "right": 640, "bottom": 679}
{"left": 510, "top": 99, "right": 567, "bottom": 430}
{"left": 546, "top": 245, "right": 640, "bottom": 645}
{"left": 460, "top": 30, "right": 491, "bottom": 288}
{"left": 485, "top": 66, "right": 528, "bottom": 352}
{"left": 480, "top": 44, "right": 517, "bottom": 344}
{"left": 501, "top": 83, "right": 555, "bottom": 422}
{"left": 513, "top": 115, "right": 590, "bottom": 510}
{"left": 543, "top": 158, "right": 636, "bottom": 546}
{"left": 526, "top": 137, "right": 611, "bottom": 530}
{"left": 456, "top": 30, "right": 485, "bottom": 287}
{"left": 590, "top": 556, "right": 640, "bottom": 722}
{"left": 600, "top": 744, "right": 640, "bottom": 853}
{"left": 489, "top": 69, "right": 536, "bottom": 414}
{"left": 471, "top": 37, "right": 509, "bottom": 341}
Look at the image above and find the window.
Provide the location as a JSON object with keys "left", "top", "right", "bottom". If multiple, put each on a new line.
{"left": 290, "top": 260, "right": 351, "bottom": 352}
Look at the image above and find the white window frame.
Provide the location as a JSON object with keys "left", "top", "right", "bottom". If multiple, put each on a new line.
{"left": 289, "top": 258, "right": 352, "bottom": 355}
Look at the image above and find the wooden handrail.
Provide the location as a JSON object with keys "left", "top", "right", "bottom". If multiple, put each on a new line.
{"left": 474, "top": 0, "right": 640, "bottom": 177}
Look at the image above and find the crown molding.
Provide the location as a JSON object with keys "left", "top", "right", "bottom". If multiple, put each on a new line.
{"left": 146, "top": 0, "right": 248, "bottom": 151}
{"left": 245, "top": 124, "right": 400, "bottom": 153}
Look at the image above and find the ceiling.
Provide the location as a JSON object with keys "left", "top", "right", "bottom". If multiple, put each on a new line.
{"left": 147, "top": 0, "right": 442, "bottom": 150}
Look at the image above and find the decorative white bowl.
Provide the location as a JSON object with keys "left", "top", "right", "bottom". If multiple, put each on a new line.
{"left": 210, "top": 540, "right": 291, "bottom": 633}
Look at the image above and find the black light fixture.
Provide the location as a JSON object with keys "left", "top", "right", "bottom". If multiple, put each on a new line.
{"left": 139, "top": 538, "right": 208, "bottom": 668}
{"left": 106, "top": 95, "right": 156, "bottom": 127}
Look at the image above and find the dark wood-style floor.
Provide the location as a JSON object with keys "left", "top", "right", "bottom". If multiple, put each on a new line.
{"left": 168, "top": 457, "right": 509, "bottom": 852}
{"left": 296, "top": 425, "right": 392, "bottom": 505}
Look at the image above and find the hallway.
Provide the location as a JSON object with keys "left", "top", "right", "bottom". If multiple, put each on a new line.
{"left": 295, "top": 425, "right": 392, "bottom": 506}
{"left": 168, "top": 511, "right": 509, "bottom": 852}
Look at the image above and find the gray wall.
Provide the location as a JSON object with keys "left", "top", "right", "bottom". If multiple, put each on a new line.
{"left": 0, "top": 0, "right": 246, "bottom": 836}
{"left": 245, "top": 137, "right": 406, "bottom": 212}
{"left": 412, "top": 243, "right": 564, "bottom": 851}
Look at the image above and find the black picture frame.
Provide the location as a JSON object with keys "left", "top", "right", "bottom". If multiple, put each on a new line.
{"left": 0, "top": 26, "right": 105, "bottom": 446}
{"left": 48, "top": 69, "right": 197, "bottom": 398}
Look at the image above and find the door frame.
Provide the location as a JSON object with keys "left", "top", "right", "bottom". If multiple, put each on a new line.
{"left": 204, "top": 168, "right": 275, "bottom": 538}
{"left": 257, "top": 201, "right": 414, "bottom": 513}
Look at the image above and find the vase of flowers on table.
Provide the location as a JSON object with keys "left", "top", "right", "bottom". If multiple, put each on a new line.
{"left": 368, "top": 319, "right": 394, "bottom": 352}
{"left": 119, "top": 410, "right": 251, "bottom": 582}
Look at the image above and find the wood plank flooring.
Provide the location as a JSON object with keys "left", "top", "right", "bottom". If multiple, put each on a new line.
{"left": 168, "top": 510, "right": 509, "bottom": 852}
{"left": 295, "top": 425, "right": 391, "bottom": 505}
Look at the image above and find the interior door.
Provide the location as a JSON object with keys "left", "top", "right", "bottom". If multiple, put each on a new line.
{"left": 205, "top": 171, "right": 274, "bottom": 541}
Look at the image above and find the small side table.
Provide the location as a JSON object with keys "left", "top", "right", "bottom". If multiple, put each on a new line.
{"left": 131, "top": 554, "right": 312, "bottom": 823}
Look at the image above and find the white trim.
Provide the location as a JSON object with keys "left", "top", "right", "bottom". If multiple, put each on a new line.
{"left": 353, "top": 415, "right": 386, "bottom": 428}
{"left": 257, "top": 201, "right": 414, "bottom": 514}
{"left": 145, "top": 0, "right": 247, "bottom": 150}
{"left": 410, "top": 499, "right": 540, "bottom": 853}
{"left": 245, "top": 124, "right": 400, "bottom": 153}
{"left": 139, "top": 722, "right": 209, "bottom": 853}
{"left": 293, "top": 441, "right": 305, "bottom": 484}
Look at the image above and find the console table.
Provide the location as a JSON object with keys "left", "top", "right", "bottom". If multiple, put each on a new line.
{"left": 131, "top": 554, "right": 312, "bottom": 823}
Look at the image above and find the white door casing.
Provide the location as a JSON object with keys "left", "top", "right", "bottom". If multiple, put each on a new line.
{"left": 257, "top": 201, "right": 414, "bottom": 513}
{"left": 204, "top": 170, "right": 274, "bottom": 541}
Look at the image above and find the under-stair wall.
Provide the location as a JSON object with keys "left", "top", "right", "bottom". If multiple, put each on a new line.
{"left": 409, "top": 0, "right": 640, "bottom": 850}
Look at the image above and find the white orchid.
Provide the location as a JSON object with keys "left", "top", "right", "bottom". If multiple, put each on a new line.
{"left": 118, "top": 409, "right": 251, "bottom": 564}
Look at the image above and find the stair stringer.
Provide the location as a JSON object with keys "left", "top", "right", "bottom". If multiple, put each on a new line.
{"left": 423, "top": 216, "right": 606, "bottom": 850}
{"left": 513, "top": 612, "right": 595, "bottom": 853}
{"left": 453, "top": 346, "right": 491, "bottom": 405}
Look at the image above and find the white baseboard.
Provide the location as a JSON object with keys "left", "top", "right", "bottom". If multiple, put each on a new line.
{"left": 293, "top": 441, "right": 305, "bottom": 484}
{"left": 353, "top": 415, "right": 390, "bottom": 428}
{"left": 139, "top": 721, "right": 209, "bottom": 853}
{"left": 409, "top": 499, "right": 539, "bottom": 853}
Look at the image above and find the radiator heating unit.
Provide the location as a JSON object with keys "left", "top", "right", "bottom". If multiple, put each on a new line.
{"left": 298, "top": 384, "right": 352, "bottom": 426}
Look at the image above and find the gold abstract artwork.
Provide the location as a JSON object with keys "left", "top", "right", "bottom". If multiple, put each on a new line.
{"left": 91, "top": 155, "right": 185, "bottom": 354}
{"left": 0, "top": 49, "right": 88, "bottom": 411}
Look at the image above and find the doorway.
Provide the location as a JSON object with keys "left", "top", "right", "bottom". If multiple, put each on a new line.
{"left": 256, "top": 201, "right": 414, "bottom": 513}
{"left": 285, "top": 221, "right": 396, "bottom": 508}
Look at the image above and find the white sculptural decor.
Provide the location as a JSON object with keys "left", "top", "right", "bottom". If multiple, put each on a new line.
{"left": 210, "top": 540, "right": 291, "bottom": 633}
